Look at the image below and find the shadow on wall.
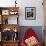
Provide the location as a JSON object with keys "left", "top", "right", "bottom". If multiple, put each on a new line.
{"left": 18, "top": 26, "right": 44, "bottom": 44}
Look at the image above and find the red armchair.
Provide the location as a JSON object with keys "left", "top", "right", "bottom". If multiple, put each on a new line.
{"left": 21, "top": 28, "right": 41, "bottom": 46}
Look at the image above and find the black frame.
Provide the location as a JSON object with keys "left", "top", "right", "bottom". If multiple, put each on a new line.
{"left": 25, "top": 7, "right": 36, "bottom": 20}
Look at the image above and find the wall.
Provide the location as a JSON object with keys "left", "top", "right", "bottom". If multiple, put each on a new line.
{"left": 18, "top": 0, "right": 44, "bottom": 26}
{"left": 0, "top": 0, "right": 44, "bottom": 26}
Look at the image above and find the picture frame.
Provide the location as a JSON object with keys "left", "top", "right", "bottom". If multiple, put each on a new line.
{"left": 9, "top": 10, "right": 18, "bottom": 15}
{"left": 25, "top": 7, "right": 36, "bottom": 20}
{"left": 2, "top": 10, "right": 9, "bottom": 15}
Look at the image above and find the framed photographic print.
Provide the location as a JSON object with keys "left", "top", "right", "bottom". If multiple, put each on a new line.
{"left": 25, "top": 7, "right": 36, "bottom": 20}
{"left": 2, "top": 10, "right": 9, "bottom": 15}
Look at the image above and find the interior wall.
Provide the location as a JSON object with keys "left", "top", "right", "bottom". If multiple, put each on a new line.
{"left": 0, "top": 0, "right": 44, "bottom": 26}
{"left": 18, "top": 0, "right": 44, "bottom": 26}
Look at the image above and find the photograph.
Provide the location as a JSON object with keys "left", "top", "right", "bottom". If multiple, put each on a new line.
{"left": 25, "top": 7, "right": 36, "bottom": 20}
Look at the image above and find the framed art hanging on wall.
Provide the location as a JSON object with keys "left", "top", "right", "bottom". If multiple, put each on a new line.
{"left": 25, "top": 7, "right": 36, "bottom": 20}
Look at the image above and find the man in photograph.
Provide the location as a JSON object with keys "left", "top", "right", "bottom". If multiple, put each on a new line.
{"left": 27, "top": 9, "right": 33, "bottom": 17}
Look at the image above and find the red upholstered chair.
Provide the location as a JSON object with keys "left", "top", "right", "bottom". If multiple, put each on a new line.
{"left": 21, "top": 28, "right": 41, "bottom": 46}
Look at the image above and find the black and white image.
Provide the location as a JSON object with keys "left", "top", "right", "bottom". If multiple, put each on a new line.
{"left": 25, "top": 7, "right": 36, "bottom": 20}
